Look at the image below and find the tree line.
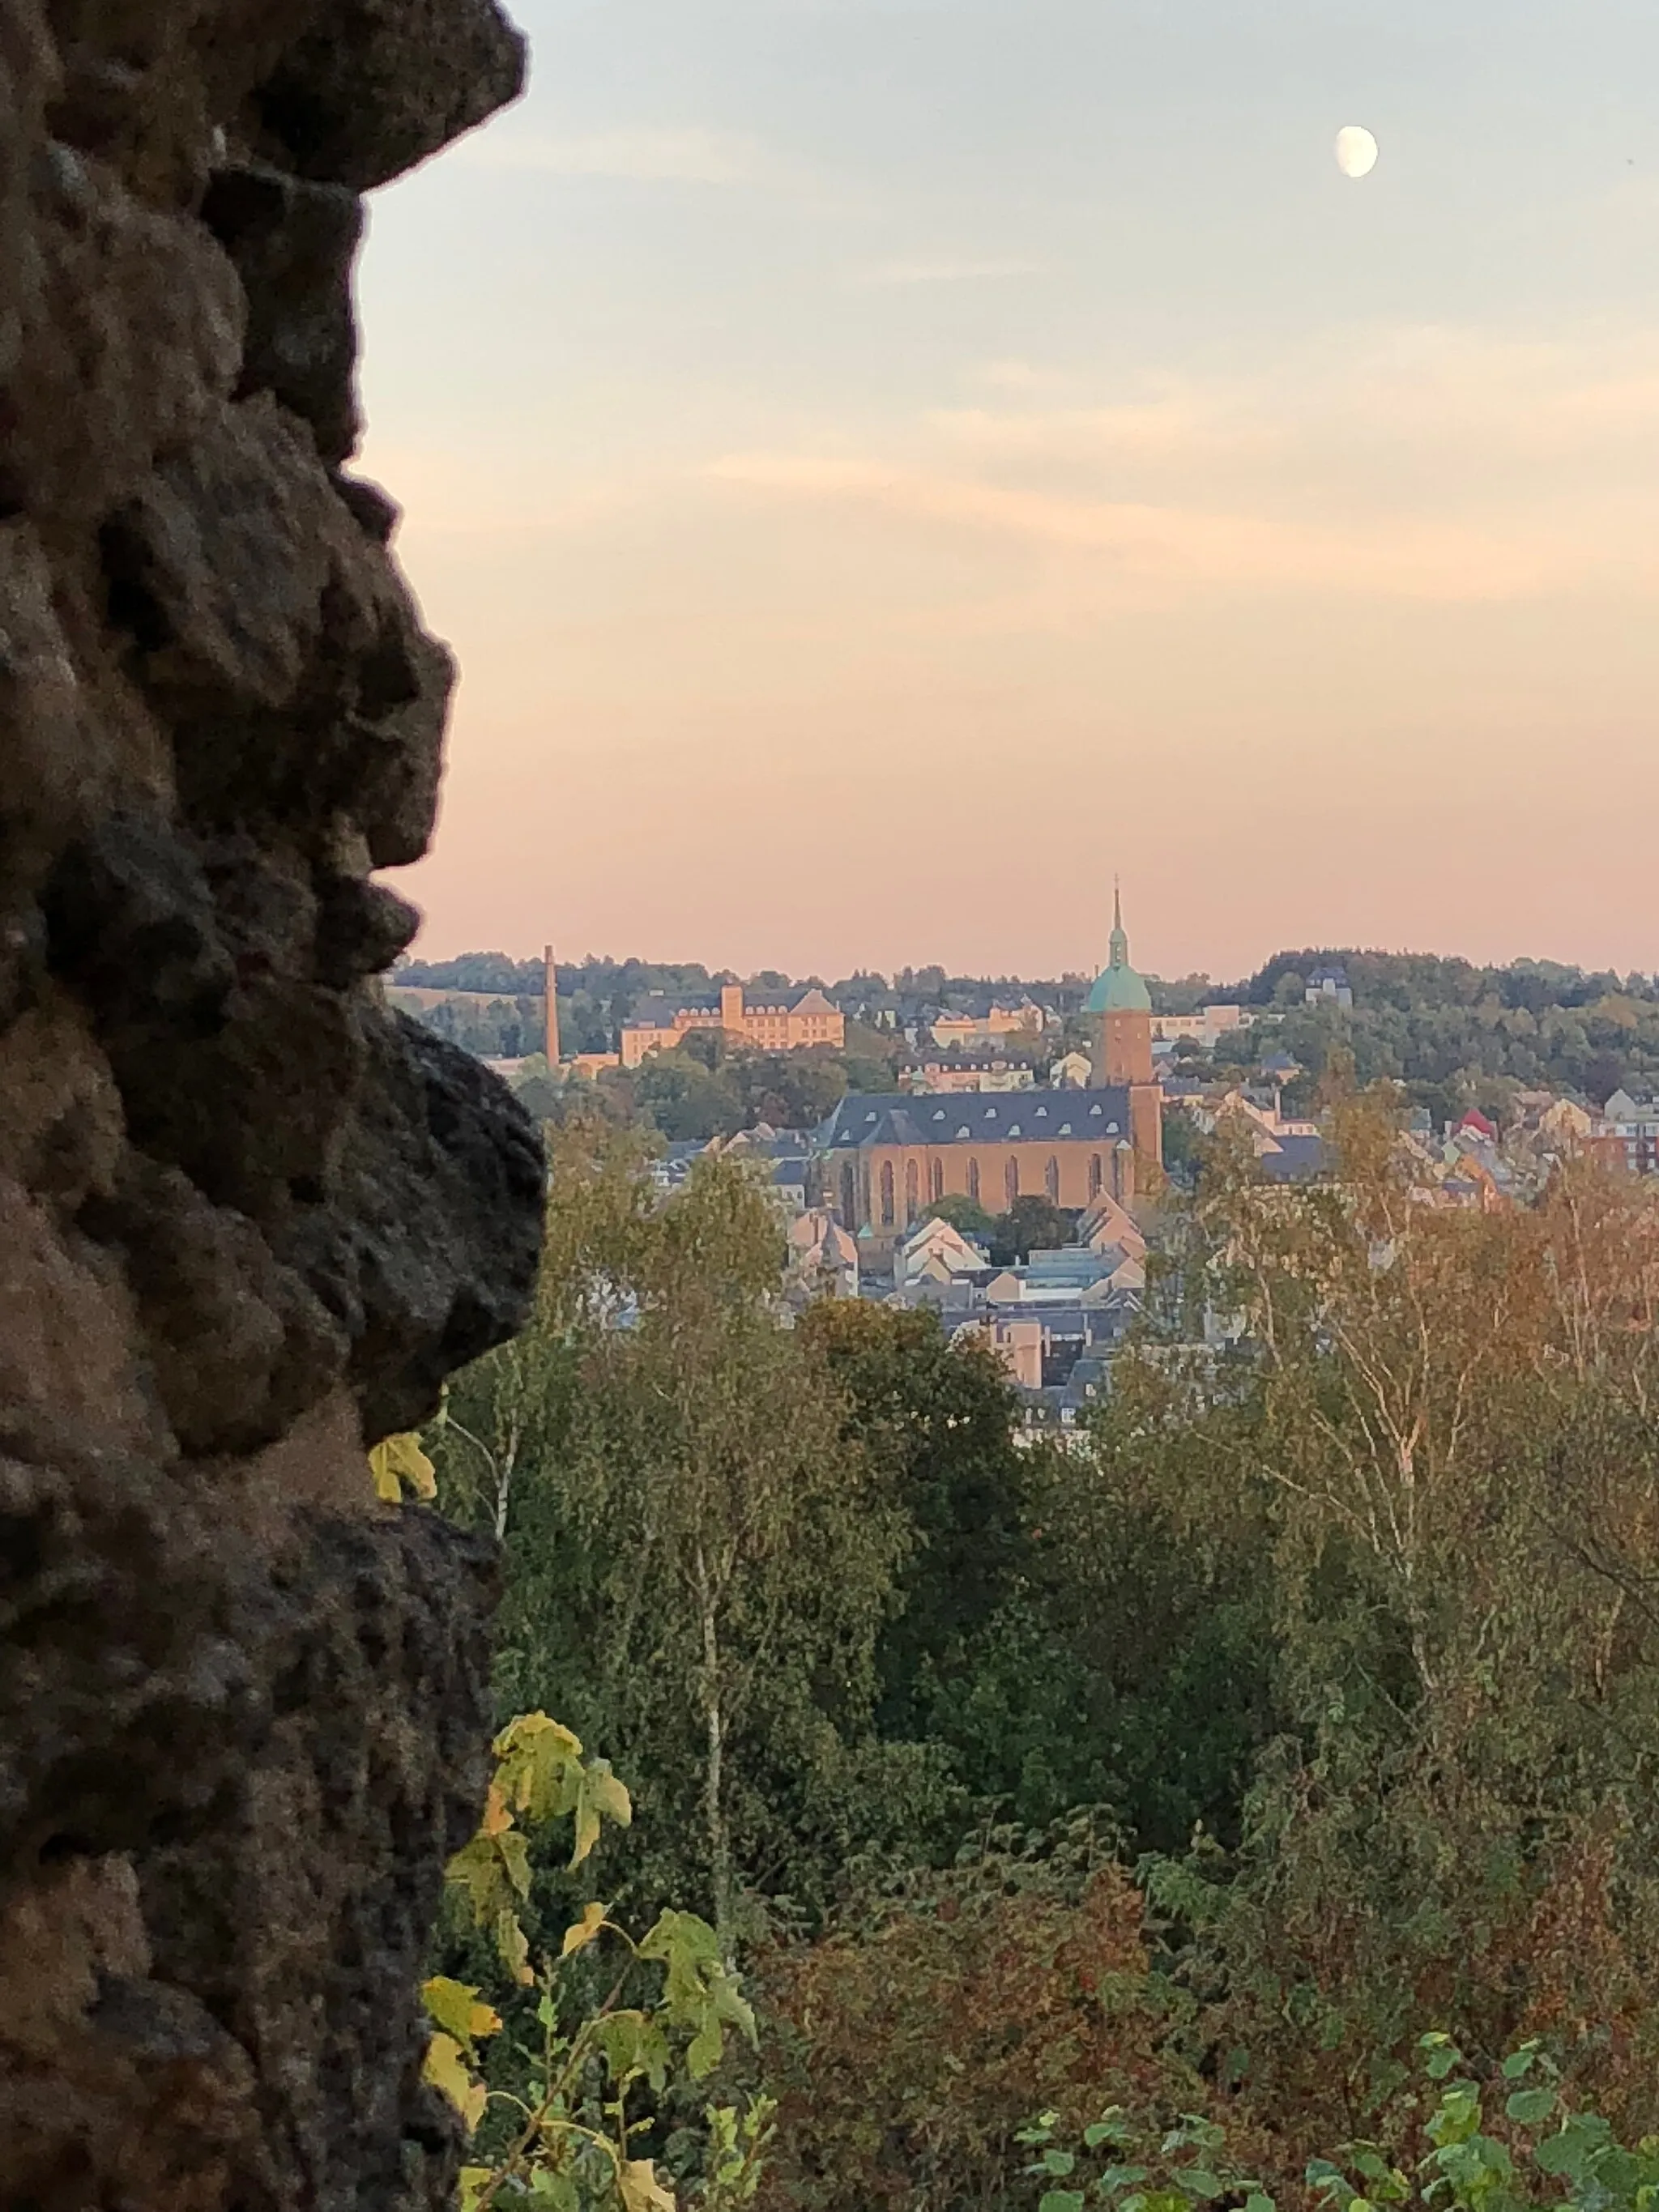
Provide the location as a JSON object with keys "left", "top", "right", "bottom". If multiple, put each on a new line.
{"left": 399, "top": 948, "right": 1659, "bottom": 1125}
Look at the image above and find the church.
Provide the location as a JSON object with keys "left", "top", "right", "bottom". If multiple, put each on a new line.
{"left": 815, "top": 893, "right": 1163, "bottom": 1238}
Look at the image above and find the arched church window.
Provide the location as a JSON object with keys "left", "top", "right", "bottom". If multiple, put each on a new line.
{"left": 1045, "top": 1155, "right": 1060, "bottom": 1202}
{"left": 967, "top": 1157, "right": 980, "bottom": 1204}
{"left": 1089, "top": 1153, "right": 1102, "bottom": 1197}
{"left": 904, "top": 1158, "right": 919, "bottom": 1221}
{"left": 1005, "top": 1157, "right": 1019, "bottom": 1207}
{"left": 930, "top": 1157, "right": 944, "bottom": 1203}
{"left": 841, "top": 1161, "right": 858, "bottom": 1222}
{"left": 880, "top": 1159, "right": 896, "bottom": 1227}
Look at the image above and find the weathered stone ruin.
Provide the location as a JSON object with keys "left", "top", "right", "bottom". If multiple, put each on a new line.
{"left": 0, "top": 2, "right": 542, "bottom": 2202}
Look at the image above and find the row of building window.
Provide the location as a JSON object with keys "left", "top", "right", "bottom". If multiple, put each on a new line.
{"left": 846, "top": 1151, "right": 1107, "bottom": 1228}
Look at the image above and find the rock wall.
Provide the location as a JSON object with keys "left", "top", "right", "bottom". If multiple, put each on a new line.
{"left": 0, "top": 2, "right": 540, "bottom": 2204}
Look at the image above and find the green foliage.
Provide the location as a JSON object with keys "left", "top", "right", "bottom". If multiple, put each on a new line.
{"left": 1025, "top": 2038, "right": 1659, "bottom": 2212}
{"left": 799, "top": 1303, "right": 1031, "bottom": 1775}
{"left": 920, "top": 1191, "right": 998, "bottom": 1241}
{"left": 422, "top": 1076, "right": 1659, "bottom": 2211}
{"left": 994, "top": 1194, "right": 1073, "bottom": 1262}
{"left": 622, "top": 1040, "right": 863, "bottom": 1143}
{"left": 399, "top": 987, "right": 542, "bottom": 1059}
{"left": 995, "top": 1392, "right": 1282, "bottom": 1850}
{"left": 789, "top": 1298, "right": 1280, "bottom": 1851}
{"left": 1158, "top": 1108, "right": 1203, "bottom": 1189}
{"left": 629, "top": 1055, "right": 750, "bottom": 1141}
{"left": 1140, "top": 1111, "right": 1659, "bottom": 2141}
{"left": 1209, "top": 951, "right": 1659, "bottom": 1112}
{"left": 423, "top": 1714, "right": 771, "bottom": 2212}
{"left": 433, "top": 1119, "right": 930, "bottom": 1937}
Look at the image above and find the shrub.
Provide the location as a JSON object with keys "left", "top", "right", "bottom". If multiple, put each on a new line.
{"left": 754, "top": 1826, "right": 1196, "bottom": 2212}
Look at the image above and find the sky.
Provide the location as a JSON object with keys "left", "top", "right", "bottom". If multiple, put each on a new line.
{"left": 356, "top": 0, "right": 1659, "bottom": 985}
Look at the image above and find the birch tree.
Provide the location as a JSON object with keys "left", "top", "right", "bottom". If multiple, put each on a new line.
{"left": 441, "top": 1116, "right": 907, "bottom": 1944}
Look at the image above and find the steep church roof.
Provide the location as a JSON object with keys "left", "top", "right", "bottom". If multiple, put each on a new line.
{"left": 1083, "top": 886, "right": 1153, "bottom": 1016}
{"left": 817, "top": 1087, "right": 1134, "bottom": 1149}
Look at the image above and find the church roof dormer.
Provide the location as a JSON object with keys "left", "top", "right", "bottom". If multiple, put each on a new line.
{"left": 1084, "top": 884, "right": 1152, "bottom": 1016}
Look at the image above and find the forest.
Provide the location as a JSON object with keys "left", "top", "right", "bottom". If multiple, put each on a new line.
{"left": 412, "top": 1102, "right": 1659, "bottom": 2211}
{"left": 1208, "top": 955, "right": 1659, "bottom": 1123}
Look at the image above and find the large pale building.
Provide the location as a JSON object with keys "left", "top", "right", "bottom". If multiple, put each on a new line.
{"left": 619, "top": 981, "right": 844, "bottom": 1068}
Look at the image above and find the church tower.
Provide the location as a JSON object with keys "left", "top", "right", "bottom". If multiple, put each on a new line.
{"left": 1084, "top": 885, "right": 1161, "bottom": 1170}
{"left": 1085, "top": 884, "right": 1154, "bottom": 1084}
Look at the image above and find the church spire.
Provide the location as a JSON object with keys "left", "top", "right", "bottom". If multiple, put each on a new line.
{"left": 1109, "top": 878, "right": 1129, "bottom": 969}
{"left": 1085, "top": 880, "right": 1150, "bottom": 1018}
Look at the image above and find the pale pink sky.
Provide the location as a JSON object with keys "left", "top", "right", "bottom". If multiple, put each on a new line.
{"left": 357, "top": 0, "right": 1659, "bottom": 984}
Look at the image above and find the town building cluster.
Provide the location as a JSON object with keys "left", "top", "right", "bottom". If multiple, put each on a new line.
{"left": 785, "top": 1193, "right": 1145, "bottom": 1428}
{"left": 635, "top": 897, "right": 1179, "bottom": 1427}
{"left": 522, "top": 918, "right": 1659, "bottom": 1430}
{"left": 531, "top": 907, "right": 1256, "bottom": 1094}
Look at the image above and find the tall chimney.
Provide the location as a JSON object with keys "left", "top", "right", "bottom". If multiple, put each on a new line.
{"left": 544, "top": 944, "right": 560, "bottom": 1066}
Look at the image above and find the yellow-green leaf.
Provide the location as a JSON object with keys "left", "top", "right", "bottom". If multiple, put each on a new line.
{"left": 496, "top": 1828, "right": 533, "bottom": 1899}
{"left": 422, "top": 1976, "right": 501, "bottom": 2050}
{"left": 495, "top": 1905, "right": 533, "bottom": 1986}
{"left": 495, "top": 1713, "right": 586, "bottom": 1826}
{"left": 446, "top": 1835, "right": 513, "bottom": 1925}
{"left": 570, "top": 1759, "right": 633, "bottom": 1867}
{"left": 423, "top": 2032, "right": 487, "bottom": 2132}
{"left": 589, "top": 1760, "right": 633, "bottom": 1827}
{"left": 368, "top": 1432, "right": 437, "bottom": 1502}
{"left": 617, "top": 2156, "right": 676, "bottom": 2212}
{"left": 494, "top": 1711, "right": 583, "bottom": 1761}
{"left": 595, "top": 2010, "right": 672, "bottom": 2094}
{"left": 458, "top": 2167, "right": 495, "bottom": 2212}
{"left": 560, "top": 1901, "right": 608, "bottom": 1958}
{"left": 687, "top": 2014, "right": 723, "bottom": 2082}
{"left": 401, "top": 1438, "right": 437, "bottom": 1498}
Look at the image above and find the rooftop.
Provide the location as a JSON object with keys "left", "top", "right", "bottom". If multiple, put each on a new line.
{"left": 1256, "top": 1133, "right": 1327, "bottom": 1183}
{"left": 817, "top": 1086, "right": 1135, "bottom": 1149}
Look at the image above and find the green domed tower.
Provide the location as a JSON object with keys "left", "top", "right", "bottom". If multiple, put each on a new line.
{"left": 1084, "top": 884, "right": 1152, "bottom": 1020}
{"left": 1085, "top": 885, "right": 1155, "bottom": 1093}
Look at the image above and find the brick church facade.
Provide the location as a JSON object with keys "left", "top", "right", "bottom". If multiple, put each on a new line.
{"left": 817, "top": 892, "right": 1163, "bottom": 1236}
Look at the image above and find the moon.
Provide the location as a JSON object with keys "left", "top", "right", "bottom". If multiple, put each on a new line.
{"left": 1335, "top": 125, "right": 1380, "bottom": 179}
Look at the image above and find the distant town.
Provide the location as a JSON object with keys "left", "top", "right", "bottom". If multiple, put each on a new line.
{"left": 386, "top": 904, "right": 1659, "bottom": 1429}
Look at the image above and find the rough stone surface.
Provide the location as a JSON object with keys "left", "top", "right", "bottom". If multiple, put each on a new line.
{"left": 0, "top": 0, "right": 535, "bottom": 2202}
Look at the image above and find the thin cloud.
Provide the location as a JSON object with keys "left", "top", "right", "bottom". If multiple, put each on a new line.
{"left": 702, "top": 450, "right": 1641, "bottom": 603}
{"left": 700, "top": 320, "right": 1659, "bottom": 608}
{"left": 927, "top": 393, "right": 1276, "bottom": 463}
{"left": 947, "top": 330, "right": 1659, "bottom": 477}
{"left": 454, "top": 126, "right": 772, "bottom": 185}
{"left": 1320, "top": 324, "right": 1659, "bottom": 459}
